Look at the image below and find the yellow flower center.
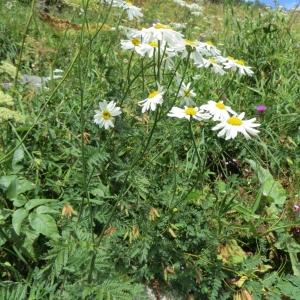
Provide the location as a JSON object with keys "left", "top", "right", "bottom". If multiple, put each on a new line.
{"left": 102, "top": 110, "right": 111, "bottom": 120}
{"left": 237, "top": 60, "right": 245, "bottom": 66}
{"left": 125, "top": 0, "right": 132, "bottom": 4}
{"left": 206, "top": 41, "right": 213, "bottom": 45}
{"left": 149, "top": 91, "right": 159, "bottom": 98}
{"left": 215, "top": 102, "right": 225, "bottom": 110}
{"left": 227, "top": 116, "right": 242, "bottom": 126}
{"left": 184, "top": 39, "right": 196, "bottom": 46}
{"left": 132, "top": 38, "right": 140, "bottom": 46}
{"left": 185, "top": 107, "right": 197, "bottom": 116}
{"left": 149, "top": 41, "right": 158, "bottom": 47}
{"left": 184, "top": 89, "right": 190, "bottom": 97}
{"left": 154, "top": 23, "right": 166, "bottom": 29}
{"left": 209, "top": 58, "right": 217, "bottom": 64}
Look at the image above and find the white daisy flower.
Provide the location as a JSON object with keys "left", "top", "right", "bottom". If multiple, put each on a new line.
{"left": 135, "top": 40, "right": 161, "bottom": 58}
{"left": 122, "top": 1, "right": 143, "bottom": 21}
{"left": 200, "top": 41, "right": 221, "bottom": 56}
{"left": 191, "top": 11, "right": 201, "bottom": 17}
{"left": 197, "top": 58, "right": 225, "bottom": 75}
{"left": 120, "top": 37, "right": 142, "bottom": 52}
{"left": 94, "top": 100, "right": 122, "bottom": 130}
{"left": 174, "top": 0, "right": 186, "bottom": 7}
{"left": 139, "top": 23, "right": 183, "bottom": 45}
{"left": 200, "top": 100, "right": 236, "bottom": 121}
{"left": 190, "top": 3, "right": 202, "bottom": 11}
{"left": 138, "top": 83, "right": 165, "bottom": 113}
{"left": 212, "top": 112, "right": 260, "bottom": 140}
{"left": 222, "top": 57, "right": 254, "bottom": 76}
{"left": 178, "top": 82, "right": 196, "bottom": 106}
{"left": 172, "top": 39, "right": 204, "bottom": 64}
{"left": 167, "top": 106, "right": 211, "bottom": 121}
{"left": 170, "top": 22, "right": 187, "bottom": 30}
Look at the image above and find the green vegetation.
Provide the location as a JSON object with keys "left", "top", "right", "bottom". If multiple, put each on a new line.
{"left": 0, "top": 0, "right": 300, "bottom": 299}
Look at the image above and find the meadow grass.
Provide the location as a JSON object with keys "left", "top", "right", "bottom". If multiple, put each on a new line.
{"left": 0, "top": 0, "right": 300, "bottom": 299}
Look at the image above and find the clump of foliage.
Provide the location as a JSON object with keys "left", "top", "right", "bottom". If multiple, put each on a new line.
{"left": 0, "top": 0, "right": 300, "bottom": 299}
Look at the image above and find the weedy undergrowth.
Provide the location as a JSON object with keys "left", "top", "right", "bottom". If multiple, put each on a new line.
{"left": 0, "top": 0, "right": 300, "bottom": 299}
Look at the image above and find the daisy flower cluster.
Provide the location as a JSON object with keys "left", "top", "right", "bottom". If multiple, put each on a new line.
{"left": 201, "top": 101, "right": 260, "bottom": 140}
{"left": 100, "top": 0, "right": 143, "bottom": 21}
{"left": 120, "top": 22, "right": 254, "bottom": 77}
{"left": 167, "top": 99, "right": 260, "bottom": 140}
{"left": 173, "top": 0, "right": 202, "bottom": 12}
{"left": 94, "top": 19, "right": 259, "bottom": 141}
{"left": 94, "top": 97, "right": 260, "bottom": 141}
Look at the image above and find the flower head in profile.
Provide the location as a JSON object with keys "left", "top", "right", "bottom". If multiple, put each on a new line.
{"left": 200, "top": 100, "right": 236, "bottom": 121}
{"left": 256, "top": 105, "right": 267, "bottom": 115}
{"left": 212, "top": 112, "right": 260, "bottom": 140}
{"left": 197, "top": 58, "right": 225, "bottom": 75}
{"left": 122, "top": 1, "right": 143, "bottom": 21}
{"left": 178, "top": 82, "right": 196, "bottom": 106}
{"left": 94, "top": 100, "right": 122, "bottom": 130}
{"left": 222, "top": 57, "right": 254, "bottom": 76}
{"left": 172, "top": 39, "right": 204, "bottom": 64}
{"left": 167, "top": 106, "right": 211, "bottom": 121}
{"left": 138, "top": 83, "right": 165, "bottom": 113}
{"left": 120, "top": 37, "right": 142, "bottom": 52}
{"left": 140, "top": 23, "right": 183, "bottom": 45}
{"left": 135, "top": 40, "right": 163, "bottom": 58}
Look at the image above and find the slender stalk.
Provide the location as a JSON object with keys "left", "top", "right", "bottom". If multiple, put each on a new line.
{"left": 188, "top": 120, "right": 203, "bottom": 175}
{"left": 165, "top": 120, "right": 177, "bottom": 208}
{"left": 127, "top": 51, "right": 135, "bottom": 84}
{"left": 76, "top": 1, "right": 95, "bottom": 249}
{"left": 12, "top": 0, "right": 36, "bottom": 97}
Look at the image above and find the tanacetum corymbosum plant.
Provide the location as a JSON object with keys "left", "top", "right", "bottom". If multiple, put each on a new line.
{"left": 0, "top": 0, "right": 300, "bottom": 299}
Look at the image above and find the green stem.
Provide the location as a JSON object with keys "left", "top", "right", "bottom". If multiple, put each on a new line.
{"left": 127, "top": 51, "right": 134, "bottom": 84}
{"left": 76, "top": 1, "right": 95, "bottom": 250}
{"left": 12, "top": 0, "right": 36, "bottom": 97}
{"left": 120, "top": 60, "right": 154, "bottom": 107}
{"left": 188, "top": 119, "right": 202, "bottom": 175}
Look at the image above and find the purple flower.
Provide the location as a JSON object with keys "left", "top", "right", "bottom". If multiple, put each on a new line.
{"left": 256, "top": 105, "right": 267, "bottom": 115}
{"left": 199, "top": 33, "right": 205, "bottom": 39}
